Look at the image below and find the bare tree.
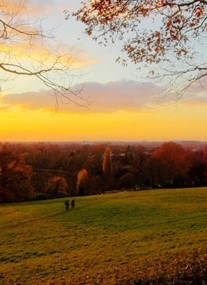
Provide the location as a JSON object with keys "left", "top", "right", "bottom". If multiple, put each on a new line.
{"left": 73, "top": 0, "right": 207, "bottom": 97}
{"left": 0, "top": 0, "right": 87, "bottom": 106}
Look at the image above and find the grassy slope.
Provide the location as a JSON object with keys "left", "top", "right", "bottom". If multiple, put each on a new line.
{"left": 0, "top": 187, "right": 207, "bottom": 284}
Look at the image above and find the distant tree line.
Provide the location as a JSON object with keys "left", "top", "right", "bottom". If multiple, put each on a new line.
{"left": 0, "top": 141, "right": 207, "bottom": 203}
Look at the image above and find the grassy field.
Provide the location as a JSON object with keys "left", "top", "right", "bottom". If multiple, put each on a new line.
{"left": 0, "top": 187, "right": 207, "bottom": 284}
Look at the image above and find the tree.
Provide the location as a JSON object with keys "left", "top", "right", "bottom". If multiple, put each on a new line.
{"left": 0, "top": 0, "right": 86, "bottom": 106}
{"left": 119, "top": 172, "right": 135, "bottom": 189}
{"left": 76, "top": 168, "right": 89, "bottom": 195}
{"left": 133, "top": 145, "right": 149, "bottom": 186}
{"left": 46, "top": 176, "right": 69, "bottom": 198}
{"left": 0, "top": 150, "right": 34, "bottom": 202}
{"left": 74, "top": 0, "right": 207, "bottom": 94}
{"left": 187, "top": 149, "right": 206, "bottom": 186}
{"left": 102, "top": 146, "right": 112, "bottom": 177}
{"left": 150, "top": 142, "right": 189, "bottom": 186}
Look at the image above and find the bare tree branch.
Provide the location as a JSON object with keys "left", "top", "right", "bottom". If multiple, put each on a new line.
{"left": 0, "top": 0, "right": 88, "bottom": 107}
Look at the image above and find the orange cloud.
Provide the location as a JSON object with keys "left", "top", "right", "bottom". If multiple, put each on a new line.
{"left": 0, "top": 80, "right": 164, "bottom": 113}
{"left": 1, "top": 0, "right": 25, "bottom": 15}
{"left": 2, "top": 79, "right": 206, "bottom": 114}
{"left": 1, "top": 0, "right": 55, "bottom": 17}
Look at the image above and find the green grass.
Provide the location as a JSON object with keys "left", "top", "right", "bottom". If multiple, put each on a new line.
{"left": 0, "top": 187, "right": 207, "bottom": 284}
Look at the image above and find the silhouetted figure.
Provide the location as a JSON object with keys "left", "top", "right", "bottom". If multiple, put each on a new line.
{"left": 64, "top": 199, "right": 69, "bottom": 211}
{"left": 71, "top": 199, "right": 75, "bottom": 209}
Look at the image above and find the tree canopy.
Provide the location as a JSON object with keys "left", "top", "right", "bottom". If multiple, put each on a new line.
{"left": 74, "top": 0, "right": 207, "bottom": 94}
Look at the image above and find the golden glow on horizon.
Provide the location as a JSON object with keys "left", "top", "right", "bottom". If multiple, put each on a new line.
{"left": 0, "top": 103, "right": 207, "bottom": 142}
{"left": 0, "top": 0, "right": 206, "bottom": 143}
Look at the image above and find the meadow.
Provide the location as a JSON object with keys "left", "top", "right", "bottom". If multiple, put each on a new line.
{"left": 0, "top": 187, "right": 207, "bottom": 284}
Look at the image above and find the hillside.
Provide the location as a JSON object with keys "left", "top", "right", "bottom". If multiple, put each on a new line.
{"left": 0, "top": 188, "right": 207, "bottom": 284}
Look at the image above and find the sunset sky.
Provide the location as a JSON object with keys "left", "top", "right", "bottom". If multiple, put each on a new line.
{"left": 1, "top": 0, "right": 207, "bottom": 142}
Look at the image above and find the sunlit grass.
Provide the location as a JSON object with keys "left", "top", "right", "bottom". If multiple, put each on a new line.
{"left": 0, "top": 187, "right": 207, "bottom": 284}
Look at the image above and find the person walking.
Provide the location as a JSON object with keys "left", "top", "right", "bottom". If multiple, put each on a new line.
{"left": 64, "top": 199, "right": 69, "bottom": 211}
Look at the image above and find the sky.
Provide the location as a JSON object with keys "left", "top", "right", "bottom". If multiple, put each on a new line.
{"left": 0, "top": 0, "right": 207, "bottom": 142}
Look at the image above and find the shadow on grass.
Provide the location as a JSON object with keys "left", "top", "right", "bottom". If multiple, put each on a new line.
{"left": 117, "top": 251, "right": 207, "bottom": 285}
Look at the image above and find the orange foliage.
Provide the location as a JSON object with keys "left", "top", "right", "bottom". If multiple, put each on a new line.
{"left": 151, "top": 142, "right": 190, "bottom": 184}
{"left": 73, "top": 0, "right": 207, "bottom": 87}
{"left": 0, "top": 151, "right": 34, "bottom": 202}
{"left": 46, "top": 176, "right": 69, "bottom": 198}
{"left": 76, "top": 168, "right": 89, "bottom": 195}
